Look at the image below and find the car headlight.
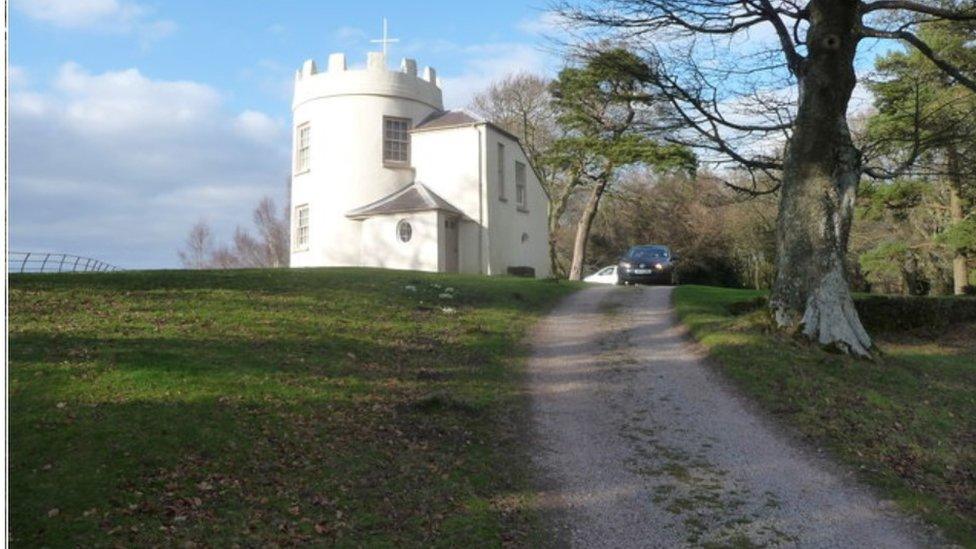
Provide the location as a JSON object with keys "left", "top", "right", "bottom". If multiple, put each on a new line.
{"left": 654, "top": 263, "right": 664, "bottom": 270}
{"left": 619, "top": 261, "right": 632, "bottom": 268}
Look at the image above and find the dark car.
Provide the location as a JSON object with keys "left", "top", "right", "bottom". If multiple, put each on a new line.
{"left": 617, "top": 245, "right": 678, "bottom": 285}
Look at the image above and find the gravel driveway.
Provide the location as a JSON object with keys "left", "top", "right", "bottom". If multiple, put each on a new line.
{"left": 528, "top": 285, "right": 936, "bottom": 548}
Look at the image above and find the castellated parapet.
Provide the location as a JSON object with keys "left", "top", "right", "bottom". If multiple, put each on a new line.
{"left": 293, "top": 52, "right": 443, "bottom": 111}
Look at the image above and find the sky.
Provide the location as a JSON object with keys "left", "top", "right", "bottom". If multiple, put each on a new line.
{"left": 8, "top": 0, "right": 905, "bottom": 270}
{"left": 8, "top": 0, "right": 562, "bottom": 268}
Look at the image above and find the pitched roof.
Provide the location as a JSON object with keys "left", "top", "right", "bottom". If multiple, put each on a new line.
{"left": 412, "top": 109, "right": 526, "bottom": 145}
{"left": 413, "top": 109, "right": 484, "bottom": 131}
{"left": 346, "top": 182, "right": 465, "bottom": 220}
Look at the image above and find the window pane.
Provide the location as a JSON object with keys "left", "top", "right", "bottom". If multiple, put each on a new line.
{"left": 383, "top": 117, "right": 410, "bottom": 163}
{"left": 515, "top": 161, "right": 527, "bottom": 208}
{"left": 497, "top": 143, "right": 506, "bottom": 198}
{"left": 296, "top": 125, "right": 311, "bottom": 172}
{"left": 295, "top": 206, "right": 310, "bottom": 247}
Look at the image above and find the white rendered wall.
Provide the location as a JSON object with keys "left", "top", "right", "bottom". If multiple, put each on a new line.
{"left": 411, "top": 124, "right": 551, "bottom": 277}
{"left": 290, "top": 53, "right": 443, "bottom": 268}
{"left": 484, "top": 127, "right": 552, "bottom": 277}
{"left": 359, "top": 212, "right": 440, "bottom": 272}
{"left": 411, "top": 126, "right": 484, "bottom": 274}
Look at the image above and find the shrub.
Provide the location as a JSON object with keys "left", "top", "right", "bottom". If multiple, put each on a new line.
{"left": 726, "top": 296, "right": 767, "bottom": 316}
{"left": 724, "top": 294, "right": 976, "bottom": 333}
{"left": 507, "top": 266, "right": 536, "bottom": 278}
{"left": 854, "top": 295, "right": 976, "bottom": 333}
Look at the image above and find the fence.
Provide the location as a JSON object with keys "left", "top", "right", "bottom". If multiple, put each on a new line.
{"left": 8, "top": 252, "right": 122, "bottom": 274}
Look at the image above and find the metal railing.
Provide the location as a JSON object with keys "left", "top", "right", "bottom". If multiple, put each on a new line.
{"left": 8, "top": 251, "right": 122, "bottom": 274}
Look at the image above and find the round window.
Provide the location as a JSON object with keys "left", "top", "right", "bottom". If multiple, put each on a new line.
{"left": 397, "top": 219, "right": 412, "bottom": 243}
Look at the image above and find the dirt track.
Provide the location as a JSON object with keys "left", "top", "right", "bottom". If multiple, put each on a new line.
{"left": 528, "top": 285, "right": 934, "bottom": 548}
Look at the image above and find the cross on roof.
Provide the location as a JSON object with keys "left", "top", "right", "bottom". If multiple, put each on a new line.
{"left": 370, "top": 18, "right": 399, "bottom": 57}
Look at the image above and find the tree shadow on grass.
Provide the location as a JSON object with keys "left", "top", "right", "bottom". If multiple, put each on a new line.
{"left": 9, "top": 330, "right": 537, "bottom": 547}
{"left": 9, "top": 392, "right": 537, "bottom": 547}
{"left": 8, "top": 268, "right": 582, "bottom": 546}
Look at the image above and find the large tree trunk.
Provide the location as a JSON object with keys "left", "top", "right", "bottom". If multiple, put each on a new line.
{"left": 547, "top": 185, "right": 574, "bottom": 277}
{"left": 948, "top": 147, "right": 968, "bottom": 295}
{"left": 769, "top": 0, "right": 873, "bottom": 357}
{"left": 568, "top": 179, "right": 609, "bottom": 280}
{"left": 548, "top": 232, "right": 563, "bottom": 277}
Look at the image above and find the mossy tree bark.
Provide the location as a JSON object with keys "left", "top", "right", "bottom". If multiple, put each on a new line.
{"left": 547, "top": 180, "right": 579, "bottom": 278}
{"left": 568, "top": 178, "right": 609, "bottom": 281}
{"left": 947, "top": 147, "right": 968, "bottom": 295}
{"left": 769, "top": 0, "right": 873, "bottom": 357}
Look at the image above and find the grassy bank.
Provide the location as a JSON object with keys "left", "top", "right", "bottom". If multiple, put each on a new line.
{"left": 674, "top": 285, "right": 976, "bottom": 546}
{"left": 9, "top": 268, "right": 580, "bottom": 547}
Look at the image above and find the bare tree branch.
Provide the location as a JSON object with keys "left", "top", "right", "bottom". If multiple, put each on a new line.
{"left": 757, "top": 0, "right": 807, "bottom": 73}
{"left": 861, "top": 0, "right": 976, "bottom": 20}
{"left": 860, "top": 25, "right": 976, "bottom": 91}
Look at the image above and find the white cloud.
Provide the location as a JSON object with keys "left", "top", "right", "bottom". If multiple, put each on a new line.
{"left": 9, "top": 91, "right": 50, "bottom": 117}
{"left": 9, "top": 63, "right": 289, "bottom": 268}
{"left": 13, "top": 0, "right": 137, "bottom": 28}
{"left": 333, "top": 26, "right": 367, "bottom": 47}
{"left": 234, "top": 110, "right": 285, "bottom": 145}
{"left": 54, "top": 62, "right": 222, "bottom": 136}
{"left": 849, "top": 80, "right": 875, "bottom": 116}
{"left": 517, "top": 12, "right": 570, "bottom": 37}
{"left": 12, "top": 0, "right": 175, "bottom": 41}
{"left": 441, "top": 43, "right": 555, "bottom": 108}
{"left": 8, "top": 65, "right": 29, "bottom": 87}
{"left": 238, "top": 59, "right": 295, "bottom": 103}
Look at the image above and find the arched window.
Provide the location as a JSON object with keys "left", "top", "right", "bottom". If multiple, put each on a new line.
{"left": 397, "top": 219, "right": 412, "bottom": 243}
{"left": 521, "top": 232, "right": 529, "bottom": 243}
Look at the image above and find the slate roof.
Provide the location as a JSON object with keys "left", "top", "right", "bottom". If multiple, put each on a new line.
{"left": 346, "top": 182, "right": 465, "bottom": 220}
{"left": 413, "top": 109, "right": 485, "bottom": 131}
{"left": 412, "top": 109, "right": 525, "bottom": 144}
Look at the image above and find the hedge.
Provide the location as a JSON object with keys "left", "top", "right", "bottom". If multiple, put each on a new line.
{"left": 726, "top": 294, "right": 976, "bottom": 333}
{"left": 854, "top": 295, "right": 976, "bottom": 333}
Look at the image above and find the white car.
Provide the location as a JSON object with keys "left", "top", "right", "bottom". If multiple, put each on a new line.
{"left": 584, "top": 265, "right": 619, "bottom": 284}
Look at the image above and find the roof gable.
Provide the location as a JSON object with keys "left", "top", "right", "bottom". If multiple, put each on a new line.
{"left": 346, "top": 182, "right": 464, "bottom": 220}
{"left": 413, "top": 109, "right": 485, "bottom": 131}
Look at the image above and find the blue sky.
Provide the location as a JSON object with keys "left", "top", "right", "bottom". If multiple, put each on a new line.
{"left": 8, "top": 1, "right": 904, "bottom": 269}
{"left": 9, "top": 0, "right": 560, "bottom": 268}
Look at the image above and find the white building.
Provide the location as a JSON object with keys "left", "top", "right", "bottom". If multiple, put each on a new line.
{"left": 289, "top": 51, "right": 551, "bottom": 277}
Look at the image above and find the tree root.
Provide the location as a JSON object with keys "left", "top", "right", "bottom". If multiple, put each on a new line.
{"left": 799, "top": 266, "right": 874, "bottom": 358}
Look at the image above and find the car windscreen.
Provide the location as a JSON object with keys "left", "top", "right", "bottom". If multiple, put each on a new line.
{"left": 627, "top": 247, "right": 669, "bottom": 261}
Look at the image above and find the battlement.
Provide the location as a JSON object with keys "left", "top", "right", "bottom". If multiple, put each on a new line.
{"left": 293, "top": 51, "right": 443, "bottom": 111}
{"left": 294, "top": 52, "right": 438, "bottom": 85}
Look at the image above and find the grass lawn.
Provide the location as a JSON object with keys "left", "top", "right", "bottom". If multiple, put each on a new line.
{"left": 674, "top": 285, "right": 976, "bottom": 547}
{"left": 8, "top": 268, "right": 580, "bottom": 547}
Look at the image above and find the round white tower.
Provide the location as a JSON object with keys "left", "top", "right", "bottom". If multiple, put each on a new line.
{"left": 289, "top": 51, "right": 444, "bottom": 267}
